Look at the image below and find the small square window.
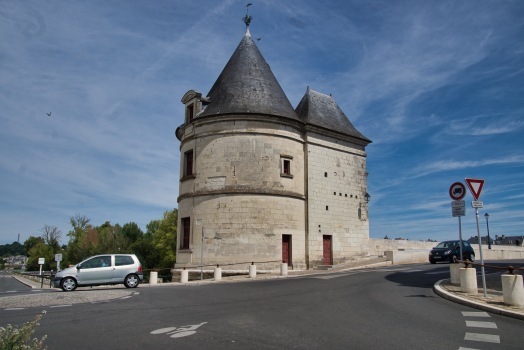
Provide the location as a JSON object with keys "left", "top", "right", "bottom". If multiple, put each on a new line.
{"left": 345, "top": 194, "right": 347, "bottom": 197}
{"left": 339, "top": 193, "right": 342, "bottom": 196}
{"left": 326, "top": 206, "right": 329, "bottom": 210}
{"left": 333, "top": 192, "right": 336, "bottom": 195}
{"left": 280, "top": 156, "right": 293, "bottom": 178}
{"left": 324, "top": 172, "right": 327, "bottom": 177}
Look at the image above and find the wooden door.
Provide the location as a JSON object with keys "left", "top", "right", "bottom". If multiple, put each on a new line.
{"left": 323, "top": 235, "right": 332, "bottom": 265}
{"left": 282, "top": 235, "right": 291, "bottom": 266}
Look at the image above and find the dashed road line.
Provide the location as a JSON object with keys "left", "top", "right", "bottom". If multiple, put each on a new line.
{"left": 5, "top": 308, "right": 25, "bottom": 310}
{"left": 120, "top": 296, "right": 132, "bottom": 299}
{"left": 465, "top": 321, "right": 498, "bottom": 329}
{"left": 458, "top": 347, "right": 480, "bottom": 350}
{"left": 134, "top": 292, "right": 140, "bottom": 294}
{"left": 461, "top": 311, "right": 490, "bottom": 317}
{"left": 464, "top": 333, "right": 500, "bottom": 343}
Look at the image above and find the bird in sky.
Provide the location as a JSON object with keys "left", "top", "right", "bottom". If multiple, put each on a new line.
{"left": 256, "top": 37, "right": 262, "bottom": 41}
{"left": 46, "top": 112, "right": 51, "bottom": 116}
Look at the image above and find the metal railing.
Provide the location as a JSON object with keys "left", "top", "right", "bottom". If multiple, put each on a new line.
{"left": 456, "top": 259, "right": 524, "bottom": 275}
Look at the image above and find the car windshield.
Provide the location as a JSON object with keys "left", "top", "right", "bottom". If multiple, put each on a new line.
{"left": 435, "top": 242, "right": 458, "bottom": 249}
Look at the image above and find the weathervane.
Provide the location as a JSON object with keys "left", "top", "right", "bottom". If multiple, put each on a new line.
{"left": 243, "top": 3, "right": 253, "bottom": 26}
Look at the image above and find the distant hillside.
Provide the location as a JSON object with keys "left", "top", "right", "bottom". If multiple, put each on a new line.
{"left": 0, "top": 242, "right": 27, "bottom": 257}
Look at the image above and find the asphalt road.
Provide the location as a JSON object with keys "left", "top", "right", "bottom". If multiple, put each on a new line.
{"left": 0, "top": 261, "right": 522, "bottom": 349}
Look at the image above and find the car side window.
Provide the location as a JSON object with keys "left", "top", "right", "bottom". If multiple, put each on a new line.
{"left": 115, "top": 256, "right": 134, "bottom": 266}
{"left": 463, "top": 242, "right": 471, "bottom": 248}
{"left": 82, "top": 256, "right": 111, "bottom": 269}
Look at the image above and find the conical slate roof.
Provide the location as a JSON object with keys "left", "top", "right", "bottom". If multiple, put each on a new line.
{"left": 198, "top": 27, "right": 298, "bottom": 120}
{"left": 295, "top": 88, "right": 371, "bottom": 142}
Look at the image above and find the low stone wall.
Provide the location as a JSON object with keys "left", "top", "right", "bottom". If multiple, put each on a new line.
{"left": 471, "top": 244, "right": 524, "bottom": 260}
{"left": 364, "top": 238, "right": 438, "bottom": 256}
{"left": 385, "top": 250, "right": 431, "bottom": 265}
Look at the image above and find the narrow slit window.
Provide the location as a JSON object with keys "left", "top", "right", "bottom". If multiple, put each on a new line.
{"left": 185, "top": 150, "right": 193, "bottom": 176}
{"left": 188, "top": 104, "right": 194, "bottom": 123}
{"left": 283, "top": 160, "right": 290, "bottom": 175}
{"left": 181, "top": 217, "right": 191, "bottom": 249}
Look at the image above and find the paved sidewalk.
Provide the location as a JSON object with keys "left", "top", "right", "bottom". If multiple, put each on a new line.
{"left": 434, "top": 274, "right": 524, "bottom": 321}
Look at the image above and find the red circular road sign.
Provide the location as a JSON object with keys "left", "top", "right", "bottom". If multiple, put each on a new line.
{"left": 449, "top": 182, "right": 466, "bottom": 200}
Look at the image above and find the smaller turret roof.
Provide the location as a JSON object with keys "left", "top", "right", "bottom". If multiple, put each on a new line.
{"left": 295, "top": 88, "right": 371, "bottom": 142}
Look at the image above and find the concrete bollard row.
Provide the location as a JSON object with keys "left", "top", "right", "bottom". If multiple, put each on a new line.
{"left": 501, "top": 274, "right": 524, "bottom": 306}
{"left": 249, "top": 264, "right": 256, "bottom": 278}
{"left": 449, "top": 264, "right": 461, "bottom": 285}
{"left": 460, "top": 267, "right": 478, "bottom": 294}
{"left": 214, "top": 267, "right": 222, "bottom": 281}
{"left": 281, "top": 263, "right": 288, "bottom": 276}
{"left": 150, "top": 271, "right": 158, "bottom": 285}
{"left": 180, "top": 269, "right": 188, "bottom": 283}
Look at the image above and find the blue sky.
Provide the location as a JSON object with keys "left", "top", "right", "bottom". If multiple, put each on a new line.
{"left": 1, "top": 0, "right": 523, "bottom": 245}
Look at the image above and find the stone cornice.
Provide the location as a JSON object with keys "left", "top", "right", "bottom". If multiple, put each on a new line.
{"left": 177, "top": 189, "right": 306, "bottom": 203}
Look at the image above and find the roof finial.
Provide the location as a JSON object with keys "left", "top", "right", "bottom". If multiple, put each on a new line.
{"left": 243, "top": 3, "right": 253, "bottom": 27}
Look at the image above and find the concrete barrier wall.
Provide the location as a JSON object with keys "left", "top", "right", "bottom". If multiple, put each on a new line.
{"left": 385, "top": 250, "right": 431, "bottom": 265}
{"left": 470, "top": 244, "right": 524, "bottom": 260}
{"left": 365, "top": 238, "right": 438, "bottom": 256}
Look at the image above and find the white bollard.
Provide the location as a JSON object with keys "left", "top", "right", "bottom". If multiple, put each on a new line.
{"left": 249, "top": 264, "right": 256, "bottom": 278}
{"left": 150, "top": 271, "right": 158, "bottom": 285}
{"left": 281, "top": 263, "right": 288, "bottom": 276}
{"left": 214, "top": 267, "right": 222, "bottom": 281}
{"left": 460, "top": 268, "right": 478, "bottom": 294}
{"left": 180, "top": 269, "right": 189, "bottom": 283}
{"left": 450, "top": 264, "right": 461, "bottom": 285}
{"left": 501, "top": 274, "right": 524, "bottom": 306}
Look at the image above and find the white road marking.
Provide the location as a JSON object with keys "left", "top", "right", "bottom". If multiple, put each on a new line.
{"left": 466, "top": 321, "right": 498, "bottom": 329}
{"left": 458, "top": 347, "right": 480, "bottom": 350}
{"left": 31, "top": 290, "right": 44, "bottom": 292}
{"left": 120, "top": 296, "right": 132, "bottom": 299}
{"left": 5, "top": 308, "right": 25, "bottom": 310}
{"left": 50, "top": 305, "right": 72, "bottom": 308}
{"left": 461, "top": 311, "right": 490, "bottom": 317}
{"left": 134, "top": 292, "right": 140, "bottom": 294}
{"left": 464, "top": 333, "right": 500, "bottom": 343}
{"left": 5, "top": 291, "right": 17, "bottom": 293}
{"left": 466, "top": 321, "right": 497, "bottom": 329}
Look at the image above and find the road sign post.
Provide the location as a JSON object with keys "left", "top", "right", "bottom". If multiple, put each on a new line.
{"left": 465, "top": 178, "right": 487, "bottom": 297}
{"left": 201, "top": 227, "right": 204, "bottom": 281}
{"left": 38, "top": 258, "right": 45, "bottom": 288}
{"left": 55, "top": 254, "right": 62, "bottom": 271}
{"left": 449, "top": 183, "right": 466, "bottom": 260}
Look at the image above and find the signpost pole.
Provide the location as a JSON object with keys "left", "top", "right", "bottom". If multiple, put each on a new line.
{"left": 475, "top": 207, "right": 487, "bottom": 297}
{"left": 201, "top": 227, "right": 204, "bottom": 281}
{"left": 39, "top": 263, "right": 43, "bottom": 288}
{"left": 458, "top": 216, "right": 463, "bottom": 261}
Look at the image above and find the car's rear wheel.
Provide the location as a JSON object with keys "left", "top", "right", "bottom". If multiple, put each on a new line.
{"left": 60, "top": 277, "right": 77, "bottom": 292}
{"left": 124, "top": 274, "right": 139, "bottom": 288}
{"left": 469, "top": 253, "right": 475, "bottom": 262}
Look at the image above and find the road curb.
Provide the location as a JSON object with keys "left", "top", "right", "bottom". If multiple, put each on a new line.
{"left": 433, "top": 279, "right": 524, "bottom": 321}
{"left": 11, "top": 275, "right": 40, "bottom": 289}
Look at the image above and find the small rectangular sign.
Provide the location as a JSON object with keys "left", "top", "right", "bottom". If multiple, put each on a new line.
{"left": 452, "top": 207, "right": 466, "bottom": 217}
{"left": 451, "top": 200, "right": 465, "bottom": 207}
{"left": 471, "top": 201, "right": 484, "bottom": 208}
{"left": 38, "top": 258, "right": 45, "bottom": 265}
{"left": 55, "top": 254, "right": 62, "bottom": 262}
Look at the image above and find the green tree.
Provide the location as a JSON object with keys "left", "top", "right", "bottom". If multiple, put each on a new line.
{"left": 64, "top": 214, "right": 91, "bottom": 265}
{"left": 122, "top": 222, "right": 144, "bottom": 244}
{"left": 24, "top": 237, "right": 44, "bottom": 254}
{"left": 26, "top": 243, "right": 55, "bottom": 271}
{"left": 152, "top": 208, "right": 178, "bottom": 268}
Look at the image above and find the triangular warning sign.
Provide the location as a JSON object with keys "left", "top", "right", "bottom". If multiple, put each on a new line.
{"left": 465, "top": 178, "right": 485, "bottom": 201}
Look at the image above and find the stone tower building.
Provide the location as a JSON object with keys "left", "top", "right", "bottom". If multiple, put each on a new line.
{"left": 175, "top": 25, "right": 371, "bottom": 270}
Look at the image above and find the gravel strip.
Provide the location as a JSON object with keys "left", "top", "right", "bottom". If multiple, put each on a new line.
{"left": 0, "top": 290, "right": 133, "bottom": 308}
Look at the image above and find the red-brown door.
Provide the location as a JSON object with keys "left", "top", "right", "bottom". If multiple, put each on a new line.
{"left": 282, "top": 235, "right": 291, "bottom": 266}
{"left": 323, "top": 235, "right": 332, "bottom": 265}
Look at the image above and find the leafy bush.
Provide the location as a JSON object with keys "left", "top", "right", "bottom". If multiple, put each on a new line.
{"left": 0, "top": 312, "right": 47, "bottom": 349}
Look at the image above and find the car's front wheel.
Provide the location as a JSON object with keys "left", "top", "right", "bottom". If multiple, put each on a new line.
{"left": 124, "top": 274, "right": 139, "bottom": 288}
{"left": 450, "top": 254, "right": 458, "bottom": 263}
{"left": 60, "top": 277, "right": 77, "bottom": 292}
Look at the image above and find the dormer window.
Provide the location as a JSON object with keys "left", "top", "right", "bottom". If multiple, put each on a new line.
{"left": 188, "top": 104, "right": 194, "bottom": 124}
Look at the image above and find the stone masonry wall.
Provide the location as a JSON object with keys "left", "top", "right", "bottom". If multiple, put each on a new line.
{"left": 306, "top": 131, "right": 370, "bottom": 268}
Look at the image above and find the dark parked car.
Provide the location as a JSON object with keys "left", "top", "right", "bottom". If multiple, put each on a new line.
{"left": 429, "top": 240, "right": 475, "bottom": 264}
